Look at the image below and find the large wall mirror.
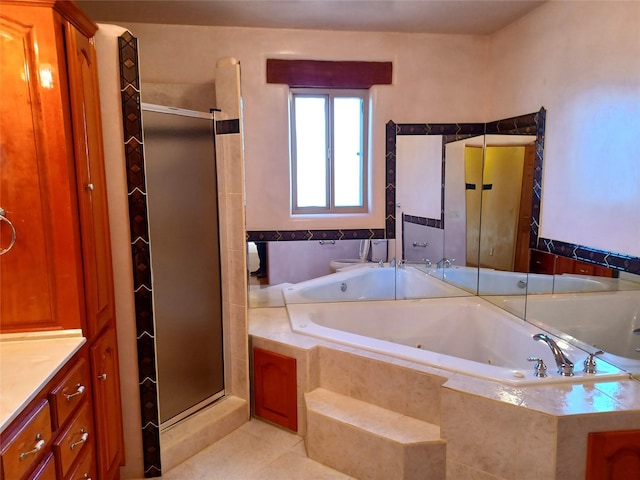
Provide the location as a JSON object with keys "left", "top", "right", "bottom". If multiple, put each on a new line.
{"left": 246, "top": 108, "right": 640, "bottom": 376}
{"left": 246, "top": 111, "right": 543, "bottom": 312}
{"left": 388, "top": 112, "right": 542, "bottom": 319}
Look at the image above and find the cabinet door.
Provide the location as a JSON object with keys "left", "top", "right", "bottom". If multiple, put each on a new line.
{"left": 587, "top": 430, "right": 640, "bottom": 479}
{"left": 253, "top": 348, "right": 298, "bottom": 431}
{"left": 63, "top": 20, "right": 115, "bottom": 340}
{"left": 89, "top": 327, "right": 124, "bottom": 480}
{"left": 0, "top": 3, "right": 84, "bottom": 333}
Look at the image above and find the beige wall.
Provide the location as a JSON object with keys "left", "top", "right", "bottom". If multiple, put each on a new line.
{"left": 488, "top": 0, "right": 640, "bottom": 257}
{"left": 95, "top": 24, "right": 144, "bottom": 479}
{"left": 213, "top": 58, "right": 250, "bottom": 406}
{"left": 116, "top": 23, "right": 489, "bottom": 232}
{"left": 120, "top": 1, "right": 640, "bottom": 260}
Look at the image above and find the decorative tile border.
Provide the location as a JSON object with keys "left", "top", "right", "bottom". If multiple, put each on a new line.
{"left": 403, "top": 214, "right": 442, "bottom": 229}
{"left": 537, "top": 239, "right": 640, "bottom": 275}
{"left": 215, "top": 118, "right": 240, "bottom": 135}
{"left": 246, "top": 228, "right": 384, "bottom": 242}
{"left": 118, "top": 31, "right": 162, "bottom": 478}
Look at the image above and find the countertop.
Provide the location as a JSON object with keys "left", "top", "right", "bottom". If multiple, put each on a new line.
{"left": 0, "top": 330, "right": 86, "bottom": 433}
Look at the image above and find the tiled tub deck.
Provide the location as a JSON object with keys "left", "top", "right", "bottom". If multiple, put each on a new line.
{"left": 249, "top": 306, "right": 640, "bottom": 480}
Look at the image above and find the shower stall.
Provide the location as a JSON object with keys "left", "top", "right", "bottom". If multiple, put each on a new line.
{"left": 141, "top": 103, "right": 224, "bottom": 429}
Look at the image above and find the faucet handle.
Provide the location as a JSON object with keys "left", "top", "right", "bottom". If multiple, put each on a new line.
{"left": 583, "top": 350, "right": 604, "bottom": 374}
{"left": 422, "top": 258, "right": 432, "bottom": 267}
{"left": 444, "top": 258, "right": 456, "bottom": 268}
{"left": 527, "top": 357, "right": 548, "bottom": 378}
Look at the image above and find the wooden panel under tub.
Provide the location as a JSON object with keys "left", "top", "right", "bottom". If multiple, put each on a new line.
{"left": 586, "top": 429, "right": 640, "bottom": 479}
{"left": 253, "top": 348, "right": 298, "bottom": 431}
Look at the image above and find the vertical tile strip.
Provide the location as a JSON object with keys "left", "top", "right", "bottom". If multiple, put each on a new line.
{"left": 531, "top": 107, "right": 545, "bottom": 249}
{"left": 118, "top": 31, "right": 162, "bottom": 478}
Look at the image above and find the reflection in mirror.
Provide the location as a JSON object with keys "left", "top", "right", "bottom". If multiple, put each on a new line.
{"left": 523, "top": 252, "right": 640, "bottom": 374}
{"left": 392, "top": 123, "right": 485, "bottom": 302}
{"left": 399, "top": 134, "right": 481, "bottom": 297}
{"left": 395, "top": 134, "right": 444, "bottom": 268}
{"left": 473, "top": 134, "right": 536, "bottom": 318}
{"left": 248, "top": 238, "right": 391, "bottom": 307}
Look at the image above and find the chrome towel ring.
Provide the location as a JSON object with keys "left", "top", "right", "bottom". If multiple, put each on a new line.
{"left": 0, "top": 207, "right": 16, "bottom": 255}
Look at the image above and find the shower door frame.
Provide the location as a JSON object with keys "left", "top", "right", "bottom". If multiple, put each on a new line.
{"left": 140, "top": 102, "right": 225, "bottom": 431}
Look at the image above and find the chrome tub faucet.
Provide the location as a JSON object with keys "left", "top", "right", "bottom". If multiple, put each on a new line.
{"left": 533, "top": 333, "right": 574, "bottom": 376}
{"left": 437, "top": 257, "right": 455, "bottom": 268}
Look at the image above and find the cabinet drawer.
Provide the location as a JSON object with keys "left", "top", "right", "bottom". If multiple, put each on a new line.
{"left": 573, "top": 260, "right": 596, "bottom": 275}
{"left": 49, "top": 359, "right": 89, "bottom": 430}
{"left": 52, "top": 402, "right": 92, "bottom": 478}
{"left": 27, "top": 454, "right": 56, "bottom": 480}
{"left": 65, "top": 440, "right": 96, "bottom": 480}
{"left": 1, "top": 400, "right": 52, "bottom": 480}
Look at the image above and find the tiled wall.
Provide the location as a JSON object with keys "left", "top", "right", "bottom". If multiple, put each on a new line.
{"left": 118, "top": 32, "right": 162, "bottom": 477}
{"left": 213, "top": 58, "right": 250, "bottom": 405}
{"left": 118, "top": 34, "right": 249, "bottom": 477}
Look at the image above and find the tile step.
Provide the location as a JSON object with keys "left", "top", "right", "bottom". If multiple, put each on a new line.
{"left": 161, "top": 395, "right": 248, "bottom": 471}
{"left": 305, "top": 388, "right": 446, "bottom": 480}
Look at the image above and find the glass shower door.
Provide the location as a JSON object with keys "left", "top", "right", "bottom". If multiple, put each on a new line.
{"left": 142, "top": 106, "right": 224, "bottom": 428}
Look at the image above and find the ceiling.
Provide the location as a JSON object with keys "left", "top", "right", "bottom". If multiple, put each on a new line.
{"left": 76, "top": 0, "right": 546, "bottom": 35}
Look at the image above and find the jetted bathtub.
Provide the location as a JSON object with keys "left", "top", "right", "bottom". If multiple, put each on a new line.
{"left": 286, "top": 296, "right": 628, "bottom": 385}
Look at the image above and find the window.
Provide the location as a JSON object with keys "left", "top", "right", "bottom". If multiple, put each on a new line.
{"left": 290, "top": 89, "right": 368, "bottom": 214}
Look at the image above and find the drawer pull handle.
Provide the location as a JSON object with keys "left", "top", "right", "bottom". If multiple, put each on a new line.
{"left": 97, "top": 373, "right": 107, "bottom": 381}
{"left": 70, "top": 429, "right": 89, "bottom": 451}
{"left": 19, "top": 434, "right": 45, "bottom": 460}
{"left": 65, "top": 384, "right": 86, "bottom": 401}
{"left": 86, "top": 183, "right": 94, "bottom": 191}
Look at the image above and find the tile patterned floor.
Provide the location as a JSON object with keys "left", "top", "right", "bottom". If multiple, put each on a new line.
{"left": 156, "top": 418, "right": 356, "bottom": 479}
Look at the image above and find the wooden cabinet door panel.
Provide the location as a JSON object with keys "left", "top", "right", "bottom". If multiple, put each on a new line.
{"left": 253, "top": 348, "right": 298, "bottom": 431}
{"left": 0, "top": 4, "right": 84, "bottom": 333}
{"left": 90, "top": 327, "right": 124, "bottom": 480}
{"left": 63, "top": 21, "right": 115, "bottom": 339}
{"left": 587, "top": 430, "right": 640, "bottom": 479}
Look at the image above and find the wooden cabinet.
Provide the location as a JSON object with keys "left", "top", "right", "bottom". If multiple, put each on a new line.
{"left": 0, "top": 2, "right": 124, "bottom": 479}
{"left": 529, "top": 249, "right": 616, "bottom": 278}
{"left": 1, "top": 350, "right": 93, "bottom": 480}
{"left": 90, "top": 328, "right": 124, "bottom": 480}
{"left": 52, "top": 402, "right": 93, "bottom": 479}
{"left": 28, "top": 455, "right": 56, "bottom": 480}
{"left": 63, "top": 14, "right": 116, "bottom": 341}
{"left": 0, "top": 401, "right": 52, "bottom": 480}
{"left": 253, "top": 348, "right": 298, "bottom": 431}
{"left": 0, "top": 0, "right": 85, "bottom": 333}
{"left": 586, "top": 429, "right": 640, "bottom": 479}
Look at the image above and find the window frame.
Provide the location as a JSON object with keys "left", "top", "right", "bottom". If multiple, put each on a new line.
{"left": 290, "top": 88, "right": 369, "bottom": 215}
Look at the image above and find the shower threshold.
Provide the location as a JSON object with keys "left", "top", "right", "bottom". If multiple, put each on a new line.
{"left": 160, "top": 389, "right": 226, "bottom": 431}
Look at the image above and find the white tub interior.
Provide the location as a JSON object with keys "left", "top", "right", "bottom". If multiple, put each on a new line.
{"left": 286, "top": 296, "right": 627, "bottom": 385}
